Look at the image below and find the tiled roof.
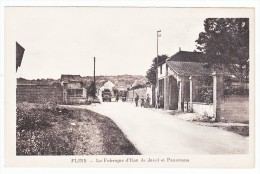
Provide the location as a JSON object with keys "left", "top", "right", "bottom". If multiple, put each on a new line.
{"left": 166, "top": 61, "right": 212, "bottom": 76}
{"left": 60, "top": 75, "right": 82, "bottom": 83}
{"left": 168, "top": 51, "right": 206, "bottom": 63}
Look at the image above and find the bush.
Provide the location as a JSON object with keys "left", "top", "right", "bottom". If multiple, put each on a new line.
{"left": 200, "top": 89, "right": 213, "bottom": 104}
{"left": 197, "top": 76, "right": 213, "bottom": 104}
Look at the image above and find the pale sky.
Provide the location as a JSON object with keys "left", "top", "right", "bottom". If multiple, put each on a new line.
{"left": 9, "top": 7, "right": 208, "bottom": 79}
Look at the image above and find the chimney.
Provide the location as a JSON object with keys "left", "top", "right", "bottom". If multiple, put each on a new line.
{"left": 179, "top": 47, "right": 181, "bottom": 52}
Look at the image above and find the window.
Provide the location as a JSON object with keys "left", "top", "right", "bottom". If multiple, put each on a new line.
{"left": 76, "top": 89, "right": 83, "bottom": 96}
{"left": 67, "top": 89, "right": 83, "bottom": 97}
{"left": 160, "top": 64, "right": 162, "bottom": 74}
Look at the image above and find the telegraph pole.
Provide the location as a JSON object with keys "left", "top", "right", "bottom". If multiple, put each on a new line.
{"left": 94, "top": 57, "right": 96, "bottom": 96}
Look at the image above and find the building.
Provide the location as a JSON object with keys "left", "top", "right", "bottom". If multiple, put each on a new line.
{"left": 60, "top": 74, "right": 88, "bottom": 104}
{"left": 157, "top": 51, "right": 226, "bottom": 121}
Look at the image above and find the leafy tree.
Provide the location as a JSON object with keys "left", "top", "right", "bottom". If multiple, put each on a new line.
{"left": 196, "top": 18, "right": 249, "bottom": 88}
{"left": 146, "top": 54, "right": 169, "bottom": 85}
{"left": 87, "top": 81, "right": 96, "bottom": 97}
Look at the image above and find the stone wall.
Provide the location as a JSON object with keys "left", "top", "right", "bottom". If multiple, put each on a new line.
{"left": 220, "top": 95, "right": 249, "bottom": 122}
{"left": 191, "top": 102, "right": 214, "bottom": 117}
{"left": 127, "top": 87, "right": 151, "bottom": 102}
{"left": 16, "top": 84, "right": 63, "bottom": 103}
{"left": 190, "top": 95, "right": 249, "bottom": 122}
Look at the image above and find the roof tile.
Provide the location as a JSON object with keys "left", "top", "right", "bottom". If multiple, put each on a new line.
{"left": 166, "top": 61, "right": 212, "bottom": 76}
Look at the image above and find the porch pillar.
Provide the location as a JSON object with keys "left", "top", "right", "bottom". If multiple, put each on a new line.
{"left": 178, "top": 78, "right": 184, "bottom": 111}
{"left": 189, "top": 76, "right": 193, "bottom": 112}
{"left": 164, "top": 64, "right": 169, "bottom": 110}
{"left": 212, "top": 72, "right": 224, "bottom": 122}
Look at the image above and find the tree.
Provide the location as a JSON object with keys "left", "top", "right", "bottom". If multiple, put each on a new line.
{"left": 196, "top": 18, "right": 249, "bottom": 88}
{"left": 87, "top": 81, "right": 96, "bottom": 97}
{"left": 146, "top": 54, "right": 169, "bottom": 85}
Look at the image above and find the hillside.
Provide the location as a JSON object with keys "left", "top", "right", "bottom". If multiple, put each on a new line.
{"left": 17, "top": 75, "right": 148, "bottom": 88}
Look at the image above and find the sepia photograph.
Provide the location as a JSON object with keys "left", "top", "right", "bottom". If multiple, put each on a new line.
{"left": 3, "top": 6, "right": 256, "bottom": 169}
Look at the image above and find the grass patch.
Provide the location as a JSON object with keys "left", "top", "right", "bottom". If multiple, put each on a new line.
{"left": 87, "top": 109, "right": 140, "bottom": 155}
{"left": 16, "top": 102, "right": 140, "bottom": 155}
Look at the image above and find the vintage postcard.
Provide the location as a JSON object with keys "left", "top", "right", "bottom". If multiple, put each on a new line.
{"left": 4, "top": 7, "right": 255, "bottom": 168}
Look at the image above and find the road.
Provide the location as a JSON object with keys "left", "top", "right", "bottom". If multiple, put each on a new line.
{"left": 69, "top": 101, "right": 248, "bottom": 155}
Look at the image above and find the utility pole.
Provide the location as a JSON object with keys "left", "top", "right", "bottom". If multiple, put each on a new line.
{"left": 94, "top": 57, "right": 96, "bottom": 96}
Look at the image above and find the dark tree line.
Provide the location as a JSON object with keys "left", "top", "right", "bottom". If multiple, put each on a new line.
{"left": 196, "top": 18, "right": 249, "bottom": 88}
{"left": 145, "top": 18, "right": 249, "bottom": 104}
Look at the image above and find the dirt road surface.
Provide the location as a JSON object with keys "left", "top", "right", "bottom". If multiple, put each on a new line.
{"left": 66, "top": 101, "right": 249, "bottom": 155}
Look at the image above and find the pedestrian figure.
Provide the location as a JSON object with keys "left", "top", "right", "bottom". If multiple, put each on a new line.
{"left": 135, "top": 93, "right": 139, "bottom": 107}
{"left": 141, "top": 96, "right": 145, "bottom": 107}
{"left": 159, "top": 93, "right": 164, "bottom": 108}
{"left": 146, "top": 94, "right": 150, "bottom": 108}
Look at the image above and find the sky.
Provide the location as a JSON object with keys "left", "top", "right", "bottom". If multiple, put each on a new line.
{"left": 9, "top": 7, "right": 208, "bottom": 79}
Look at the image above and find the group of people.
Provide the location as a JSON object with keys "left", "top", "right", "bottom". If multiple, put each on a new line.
{"left": 134, "top": 93, "right": 164, "bottom": 109}
{"left": 115, "top": 93, "right": 126, "bottom": 102}
{"left": 134, "top": 93, "right": 151, "bottom": 108}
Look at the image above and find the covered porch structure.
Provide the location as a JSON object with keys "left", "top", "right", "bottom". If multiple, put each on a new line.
{"left": 163, "top": 61, "right": 225, "bottom": 121}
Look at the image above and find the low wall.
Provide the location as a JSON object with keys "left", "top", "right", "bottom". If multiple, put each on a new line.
{"left": 190, "top": 102, "right": 213, "bottom": 117}
{"left": 127, "top": 88, "right": 146, "bottom": 101}
{"left": 66, "top": 97, "right": 88, "bottom": 105}
{"left": 17, "top": 84, "right": 63, "bottom": 104}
